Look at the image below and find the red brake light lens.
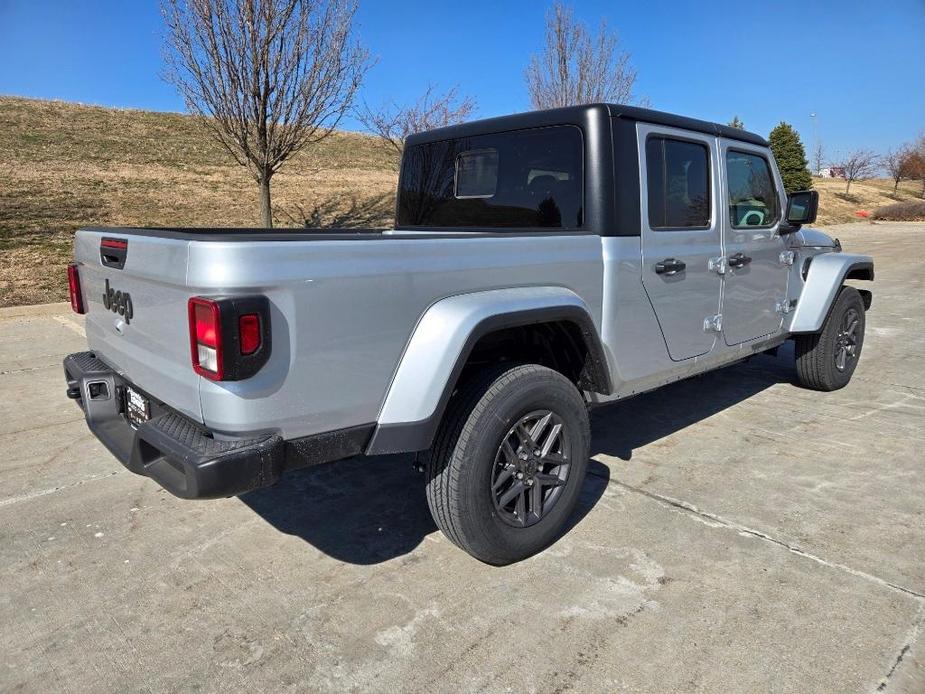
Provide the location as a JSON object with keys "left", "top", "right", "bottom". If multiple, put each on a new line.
{"left": 239, "top": 314, "right": 261, "bottom": 355}
{"left": 67, "top": 263, "right": 85, "bottom": 314}
{"left": 189, "top": 298, "right": 223, "bottom": 380}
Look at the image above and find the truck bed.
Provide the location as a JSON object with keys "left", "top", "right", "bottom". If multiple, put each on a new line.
{"left": 72, "top": 225, "right": 604, "bottom": 440}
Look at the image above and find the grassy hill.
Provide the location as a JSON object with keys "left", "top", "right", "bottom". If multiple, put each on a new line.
{"left": 812, "top": 175, "right": 923, "bottom": 225}
{"left": 0, "top": 96, "right": 398, "bottom": 306}
{"left": 1, "top": 96, "right": 922, "bottom": 307}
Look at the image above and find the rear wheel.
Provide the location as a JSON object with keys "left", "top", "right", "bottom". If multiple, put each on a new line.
{"left": 795, "top": 286, "right": 866, "bottom": 391}
{"left": 424, "top": 364, "right": 590, "bottom": 565}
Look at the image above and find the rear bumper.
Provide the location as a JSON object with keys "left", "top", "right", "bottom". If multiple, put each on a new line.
{"left": 63, "top": 352, "right": 285, "bottom": 499}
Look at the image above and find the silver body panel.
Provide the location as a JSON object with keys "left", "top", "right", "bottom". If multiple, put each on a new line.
{"left": 788, "top": 251, "right": 873, "bottom": 333}
{"left": 636, "top": 123, "right": 723, "bottom": 361}
{"left": 75, "top": 231, "right": 202, "bottom": 422}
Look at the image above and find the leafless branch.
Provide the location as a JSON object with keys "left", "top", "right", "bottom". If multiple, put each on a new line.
{"left": 525, "top": 1, "right": 644, "bottom": 110}
{"left": 356, "top": 85, "right": 476, "bottom": 165}
{"left": 836, "top": 149, "right": 879, "bottom": 194}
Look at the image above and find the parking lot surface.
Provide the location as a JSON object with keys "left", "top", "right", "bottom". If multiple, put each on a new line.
{"left": 1, "top": 223, "right": 923, "bottom": 693}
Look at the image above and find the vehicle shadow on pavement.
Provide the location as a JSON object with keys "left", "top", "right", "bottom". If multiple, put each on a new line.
{"left": 239, "top": 455, "right": 611, "bottom": 565}
{"left": 590, "top": 345, "right": 797, "bottom": 461}
{"left": 238, "top": 347, "right": 793, "bottom": 565}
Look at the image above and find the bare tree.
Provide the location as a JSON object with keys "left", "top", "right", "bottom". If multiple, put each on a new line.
{"left": 357, "top": 85, "right": 476, "bottom": 166}
{"left": 836, "top": 149, "right": 879, "bottom": 194}
{"left": 812, "top": 140, "right": 825, "bottom": 175}
{"left": 884, "top": 146, "right": 913, "bottom": 193}
{"left": 161, "top": 0, "right": 370, "bottom": 227}
{"left": 525, "top": 1, "right": 643, "bottom": 110}
{"left": 914, "top": 136, "right": 925, "bottom": 196}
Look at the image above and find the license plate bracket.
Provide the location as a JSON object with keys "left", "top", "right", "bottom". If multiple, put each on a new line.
{"left": 124, "top": 386, "right": 150, "bottom": 429}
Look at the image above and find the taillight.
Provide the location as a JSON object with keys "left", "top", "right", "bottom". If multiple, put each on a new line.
{"left": 188, "top": 296, "right": 271, "bottom": 381}
{"left": 189, "top": 298, "right": 223, "bottom": 380}
{"left": 238, "top": 314, "right": 261, "bottom": 355}
{"left": 67, "top": 263, "right": 85, "bottom": 314}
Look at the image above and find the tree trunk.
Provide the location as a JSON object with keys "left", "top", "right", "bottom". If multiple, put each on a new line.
{"left": 259, "top": 175, "right": 273, "bottom": 228}
{"left": 845, "top": 179, "right": 851, "bottom": 194}
{"left": 893, "top": 178, "right": 899, "bottom": 193}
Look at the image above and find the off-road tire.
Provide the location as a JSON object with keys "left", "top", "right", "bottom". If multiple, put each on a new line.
{"left": 424, "top": 364, "right": 590, "bottom": 565}
{"left": 795, "top": 286, "right": 866, "bottom": 391}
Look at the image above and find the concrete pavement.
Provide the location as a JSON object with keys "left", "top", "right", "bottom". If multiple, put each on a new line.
{"left": 1, "top": 223, "right": 923, "bottom": 693}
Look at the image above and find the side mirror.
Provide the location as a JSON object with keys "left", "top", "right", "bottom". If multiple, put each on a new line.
{"left": 784, "top": 189, "right": 819, "bottom": 228}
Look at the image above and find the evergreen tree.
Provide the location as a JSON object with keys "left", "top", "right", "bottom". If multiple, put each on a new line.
{"left": 768, "top": 122, "right": 813, "bottom": 193}
{"left": 728, "top": 116, "right": 744, "bottom": 129}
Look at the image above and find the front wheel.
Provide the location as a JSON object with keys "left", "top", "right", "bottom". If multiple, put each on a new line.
{"left": 424, "top": 364, "right": 590, "bottom": 565}
{"left": 795, "top": 286, "right": 866, "bottom": 391}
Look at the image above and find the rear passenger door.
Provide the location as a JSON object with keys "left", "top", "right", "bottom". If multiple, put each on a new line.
{"left": 719, "top": 142, "right": 790, "bottom": 345}
{"left": 638, "top": 124, "right": 723, "bottom": 361}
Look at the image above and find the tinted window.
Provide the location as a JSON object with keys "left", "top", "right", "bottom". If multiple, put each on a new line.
{"left": 398, "top": 126, "right": 583, "bottom": 229}
{"left": 646, "top": 137, "right": 711, "bottom": 229}
{"left": 726, "top": 151, "right": 779, "bottom": 228}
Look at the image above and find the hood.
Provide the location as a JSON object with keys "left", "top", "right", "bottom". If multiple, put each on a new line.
{"left": 792, "top": 226, "right": 838, "bottom": 249}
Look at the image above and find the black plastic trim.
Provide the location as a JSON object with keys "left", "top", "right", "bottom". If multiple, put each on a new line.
{"left": 63, "top": 351, "right": 373, "bottom": 499}
{"left": 79, "top": 226, "right": 597, "bottom": 242}
{"left": 365, "top": 305, "right": 611, "bottom": 455}
{"left": 100, "top": 237, "right": 128, "bottom": 269}
{"left": 406, "top": 103, "right": 767, "bottom": 149}
{"left": 208, "top": 295, "right": 272, "bottom": 381}
{"left": 844, "top": 260, "right": 874, "bottom": 282}
{"left": 611, "top": 116, "right": 641, "bottom": 236}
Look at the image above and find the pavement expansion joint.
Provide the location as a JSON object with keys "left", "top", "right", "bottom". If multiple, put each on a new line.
{"left": 592, "top": 472, "right": 925, "bottom": 601}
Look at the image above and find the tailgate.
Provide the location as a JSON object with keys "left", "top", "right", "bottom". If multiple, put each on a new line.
{"left": 73, "top": 229, "right": 201, "bottom": 422}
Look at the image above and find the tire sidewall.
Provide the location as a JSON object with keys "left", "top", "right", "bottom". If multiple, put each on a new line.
{"left": 452, "top": 368, "right": 590, "bottom": 562}
{"left": 821, "top": 288, "right": 865, "bottom": 388}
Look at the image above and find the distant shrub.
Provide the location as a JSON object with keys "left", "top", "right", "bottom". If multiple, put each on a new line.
{"left": 872, "top": 200, "right": 925, "bottom": 221}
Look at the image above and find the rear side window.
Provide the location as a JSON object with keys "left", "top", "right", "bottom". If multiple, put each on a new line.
{"left": 455, "top": 149, "right": 498, "bottom": 198}
{"left": 397, "top": 126, "right": 583, "bottom": 229}
{"left": 726, "top": 151, "right": 780, "bottom": 228}
{"left": 645, "top": 137, "right": 711, "bottom": 229}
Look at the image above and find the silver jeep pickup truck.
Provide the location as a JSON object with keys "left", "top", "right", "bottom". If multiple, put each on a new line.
{"left": 63, "top": 104, "right": 873, "bottom": 565}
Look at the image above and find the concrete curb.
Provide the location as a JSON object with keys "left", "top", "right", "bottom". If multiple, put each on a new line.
{"left": 0, "top": 302, "right": 71, "bottom": 320}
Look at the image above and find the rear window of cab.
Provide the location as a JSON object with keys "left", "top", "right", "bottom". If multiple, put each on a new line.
{"left": 397, "top": 125, "right": 584, "bottom": 230}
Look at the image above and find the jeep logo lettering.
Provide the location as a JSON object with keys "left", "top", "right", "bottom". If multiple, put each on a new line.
{"left": 103, "top": 279, "right": 134, "bottom": 325}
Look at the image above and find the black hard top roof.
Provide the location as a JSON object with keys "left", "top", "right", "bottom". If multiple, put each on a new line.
{"left": 404, "top": 103, "right": 768, "bottom": 148}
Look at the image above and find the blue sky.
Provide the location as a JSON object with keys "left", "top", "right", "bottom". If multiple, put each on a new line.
{"left": 1, "top": 0, "right": 923, "bottom": 161}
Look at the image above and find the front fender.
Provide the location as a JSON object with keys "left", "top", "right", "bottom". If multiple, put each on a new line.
{"left": 365, "top": 286, "right": 607, "bottom": 455}
{"left": 789, "top": 253, "right": 873, "bottom": 333}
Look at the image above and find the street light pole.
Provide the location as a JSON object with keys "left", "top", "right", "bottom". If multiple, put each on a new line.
{"left": 810, "top": 112, "right": 818, "bottom": 173}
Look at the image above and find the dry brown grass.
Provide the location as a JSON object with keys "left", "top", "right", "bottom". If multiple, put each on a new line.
{"left": 0, "top": 96, "right": 398, "bottom": 306}
{"left": 812, "top": 176, "right": 923, "bottom": 225}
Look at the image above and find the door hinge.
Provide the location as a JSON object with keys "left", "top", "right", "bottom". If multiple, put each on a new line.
{"left": 776, "top": 299, "right": 797, "bottom": 315}
{"left": 703, "top": 314, "right": 723, "bottom": 332}
{"left": 708, "top": 256, "right": 727, "bottom": 275}
{"left": 779, "top": 250, "right": 795, "bottom": 266}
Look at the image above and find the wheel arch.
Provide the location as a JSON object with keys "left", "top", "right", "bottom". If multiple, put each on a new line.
{"left": 365, "top": 287, "right": 610, "bottom": 455}
{"left": 789, "top": 254, "right": 874, "bottom": 334}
